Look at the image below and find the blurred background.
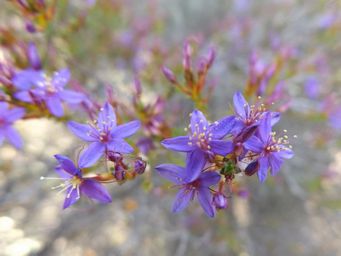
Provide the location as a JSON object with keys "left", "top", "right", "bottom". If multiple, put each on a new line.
{"left": 1, "top": 0, "right": 341, "bottom": 255}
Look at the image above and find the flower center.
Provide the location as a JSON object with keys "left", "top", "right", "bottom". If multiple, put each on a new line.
{"left": 99, "top": 132, "right": 110, "bottom": 142}
{"left": 188, "top": 123, "right": 212, "bottom": 151}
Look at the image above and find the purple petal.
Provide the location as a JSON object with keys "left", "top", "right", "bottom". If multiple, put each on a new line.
{"left": 190, "top": 109, "right": 208, "bottom": 133}
{"left": 209, "top": 115, "right": 235, "bottom": 139}
{"left": 0, "top": 102, "right": 8, "bottom": 111}
{"left": 12, "top": 69, "right": 44, "bottom": 90}
{"left": 257, "top": 157, "right": 269, "bottom": 183}
{"left": 97, "top": 102, "right": 116, "bottom": 129}
{"left": 67, "top": 121, "right": 95, "bottom": 142}
{"left": 209, "top": 140, "right": 233, "bottom": 156}
{"left": 107, "top": 138, "right": 134, "bottom": 154}
{"left": 63, "top": 187, "right": 80, "bottom": 209}
{"left": 78, "top": 142, "right": 105, "bottom": 168}
{"left": 233, "top": 91, "right": 249, "bottom": 119}
{"left": 14, "top": 91, "right": 34, "bottom": 103}
{"left": 52, "top": 68, "right": 71, "bottom": 88}
{"left": 54, "top": 166, "right": 73, "bottom": 179}
{"left": 172, "top": 188, "right": 193, "bottom": 213}
{"left": 185, "top": 149, "right": 206, "bottom": 182}
{"left": 4, "top": 127, "right": 23, "bottom": 149}
{"left": 268, "top": 154, "right": 283, "bottom": 176}
{"left": 199, "top": 171, "right": 221, "bottom": 187}
{"left": 59, "top": 90, "right": 85, "bottom": 104}
{"left": 111, "top": 120, "right": 140, "bottom": 138}
{"left": 80, "top": 179, "right": 112, "bottom": 203}
{"left": 46, "top": 96, "right": 64, "bottom": 117}
{"left": 277, "top": 148, "right": 294, "bottom": 159}
{"left": 54, "top": 154, "right": 80, "bottom": 176}
{"left": 270, "top": 112, "right": 281, "bottom": 126}
{"left": 197, "top": 187, "right": 215, "bottom": 218}
{"left": 258, "top": 113, "right": 272, "bottom": 142}
{"left": 244, "top": 136, "right": 264, "bottom": 153}
{"left": 161, "top": 136, "right": 194, "bottom": 152}
{"left": 4, "top": 107, "right": 25, "bottom": 123}
{"left": 155, "top": 164, "right": 186, "bottom": 184}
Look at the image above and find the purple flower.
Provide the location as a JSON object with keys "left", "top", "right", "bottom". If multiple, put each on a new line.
{"left": 13, "top": 68, "right": 85, "bottom": 117}
{"left": 0, "top": 102, "right": 25, "bottom": 149}
{"left": 52, "top": 154, "right": 112, "bottom": 209}
{"left": 232, "top": 91, "right": 280, "bottom": 132}
{"left": 244, "top": 113, "right": 294, "bottom": 183}
{"left": 27, "top": 42, "right": 41, "bottom": 70}
{"left": 68, "top": 102, "right": 140, "bottom": 168}
{"left": 161, "top": 109, "right": 234, "bottom": 180}
{"left": 156, "top": 162, "right": 220, "bottom": 218}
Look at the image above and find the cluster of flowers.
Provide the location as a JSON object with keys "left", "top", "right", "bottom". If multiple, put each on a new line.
{"left": 42, "top": 102, "right": 146, "bottom": 209}
{"left": 156, "top": 92, "right": 294, "bottom": 217}
{"left": 0, "top": 42, "right": 89, "bottom": 149}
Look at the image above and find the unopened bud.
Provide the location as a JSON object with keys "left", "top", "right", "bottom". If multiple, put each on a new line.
{"left": 206, "top": 47, "right": 216, "bottom": 68}
{"left": 244, "top": 160, "right": 259, "bottom": 176}
{"left": 107, "top": 151, "right": 123, "bottom": 162}
{"left": 134, "top": 75, "right": 142, "bottom": 95}
{"left": 182, "top": 41, "right": 192, "bottom": 70}
{"left": 162, "top": 66, "right": 177, "bottom": 84}
{"left": 134, "top": 158, "right": 146, "bottom": 175}
{"left": 27, "top": 42, "right": 41, "bottom": 70}
{"left": 213, "top": 193, "right": 228, "bottom": 209}
{"left": 114, "top": 165, "right": 126, "bottom": 181}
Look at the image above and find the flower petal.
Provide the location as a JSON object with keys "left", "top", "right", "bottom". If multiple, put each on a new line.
{"left": 78, "top": 142, "right": 105, "bottom": 168}
{"left": 54, "top": 154, "right": 80, "bottom": 176}
{"left": 67, "top": 121, "right": 95, "bottom": 142}
{"left": 107, "top": 139, "right": 134, "bottom": 154}
{"left": 268, "top": 154, "right": 283, "bottom": 176}
{"left": 97, "top": 102, "right": 116, "bottom": 130}
{"left": 209, "top": 140, "right": 233, "bottom": 156}
{"left": 197, "top": 187, "right": 215, "bottom": 218}
{"left": 161, "top": 136, "right": 193, "bottom": 152}
{"left": 63, "top": 187, "right": 80, "bottom": 209}
{"left": 0, "top": 133, "right": 4, "bottom": 146}
{"left": 190, "top": 109, "right": 208, "bottom": 133}
{"left": 54, "top": 166, "right": 73, "bottom": 179}
{"left": 155, "top": 164, "right": 186, "bottom": 184}
{"left": 80, "top": 179, "right": 112, "bottom": 203}
{"left": 277, "top": 148, "right": 294, "bottom": 159}
{"left": 270, "top": 112, "right": 281, "bottom": 126}
{"left": 209, "top": 115, "right": 235, "bottom": 139}
{"left": 59, "top": 90, "right": 85, "bottom": 104}
{"left": 46, "top": 95, "right": 64, "bottom": 117}
{"left": 52, "top": 68, "right": 71, "bottom": 88}
{"left": 4, "top": 127, "right": 23, "bottom": 149}
{"left": 257, "top": 157, "right": 269, "bottom": 183}
{"left": 111, "top": 120, "right": 141, "bottom": 138}
{"left": 14, "top": 91, "right": 33, "bottom": 103}
{"left": 172, "top": 188, "right": 193, "bottom": 213}
{"left": 12, "top": 69, "right": 44, "bottom": 90}
{"left": 233, "top": 91, "right": 249, "bottom": 119}
{"left": 4, "top": 107, "right": 25, "bottom": 123}
{"left": 258, "top": 113, "right": 272, "bottom": 142}
{"left": 185, "top": 149, "right": 206, "bottom": 182}
{"left": 244, "top": 136, "right": 264, "bottom": 153}
{"left": 199, "top": 171, "right": 221, "bottom": 186}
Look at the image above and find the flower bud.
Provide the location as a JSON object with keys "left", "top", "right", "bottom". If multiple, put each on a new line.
{"left": 134, "top": 158, "right": 146, "bottom": 175}
{"left": 213, "top": 193, "right": 228, "bottom": 209}
{"left": 244, "top": 160, "right": 259, "bottom": 176}
{"left": 27, "top": 42, "right": 41, "bottom": 70}
{"left": 134, "top": 76, "right": 142, "bottom": 96}
{"left": 162, "top": 66, "right": 177, "bottom": 84}
{"left": 114, "top": 165, "right": 126, "bottom": 181}
{"left": 206, "top": 47, "right": 216, "bottom": 68}
{"left": 182, "top": 41, "right": 192, "bottom": 70}
{"left": 107, "top": 151, "right": 123, "bottom": 163}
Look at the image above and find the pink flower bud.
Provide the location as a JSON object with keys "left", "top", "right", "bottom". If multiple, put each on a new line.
{"left": 162, "top": 66, "right": 177, "bottom": 84}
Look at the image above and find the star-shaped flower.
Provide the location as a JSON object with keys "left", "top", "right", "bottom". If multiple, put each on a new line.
{"left": 244, "top": 113, "right": 294, "bottom": 183}
{"left": 156, "top": 160, "right": 220, "bottom": 218}
{"left": 52, "top": 154, "right": 112, "bottom": 209}
{"left": 13, "top": 68, "right": 85, "bottom": 117}
{"left": 161, "top": 109, "right": 234, "bottom": 180}
{"left": 68, "top": 102, "right": 141, "bottom": 168}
